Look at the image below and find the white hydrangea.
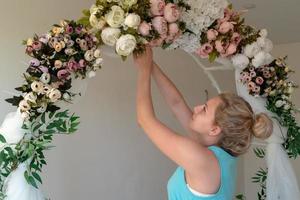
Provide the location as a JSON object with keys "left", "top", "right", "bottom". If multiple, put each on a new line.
{"left": 252, "top": 51, "right": 273, "bottom": 68}
{"left": 166, "top": 32, "right": 201, "bottom": 53}
{"left": 257, "top": 37, "right": 273, "bottom": 53}
{"left": 243, "top": 42, "right": 261, "bottom": 58}
{"left": 231, "top": 54, "right": 250, "bottom": 69}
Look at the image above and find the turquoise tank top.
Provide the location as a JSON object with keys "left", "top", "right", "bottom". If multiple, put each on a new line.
{"left": 167, "top": 146, "right": 237, "bottom": 200}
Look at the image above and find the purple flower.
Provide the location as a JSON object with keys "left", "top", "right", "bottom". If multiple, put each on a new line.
{"left": 30, "top": 59, "right": 41, "bottom": 67}
{"left": 67, "top": 60, "right": 78, "bottom": 71}
{"left": 39, "top": 66, "right": 49, "bottom": 73}
{"left": 57, "top": 69, "right": 70, "bottom": 79}
{"left": 75, "top": 26, "right": 82, "bottom": 34}
{"left": 66, "top": 25, "right": 74, "bottom": 34}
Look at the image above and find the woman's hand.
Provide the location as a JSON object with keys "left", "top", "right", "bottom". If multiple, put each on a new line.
{"left": 133, "top": 45, "right": 153, "bottom": 73}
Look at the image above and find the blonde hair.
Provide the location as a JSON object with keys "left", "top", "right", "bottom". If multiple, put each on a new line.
{"left": 215, "top": 93, "right": 273, "bottom": 157}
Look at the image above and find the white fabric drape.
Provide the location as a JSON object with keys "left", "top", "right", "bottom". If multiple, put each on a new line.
{"left": 235, "top": 68, "right": 300, "bottom": 200}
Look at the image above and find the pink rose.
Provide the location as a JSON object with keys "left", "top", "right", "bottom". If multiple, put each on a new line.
{"left": 138, "top": 21, "right": 151, "bottom": 36}
{"left": 78, "top": 59, "right": 86, "bottom": 68}
{"left": 248, "top": 81, "right": 256, "bottom": 89}
{"left": 26, "top": 46, "right": 33, "bottom": 55}
{"left": 196, "top": 43, "right": 213, "bottom": 58}
{"left": 57, "top": 69, "right": 70, "bottom": 80}
{"left": 150, "top": 0, "right": 166, "bottom": 16}
{"left": 218, "top": 21, "right": 234, "bottom": 34}
{"left": 163, "top": 3, "right": 180, "bottom": 23}
{"left": 39, "top": 66, "right": 49, "bottom": 73}
{"left": 255, "top": 76, "right": 264, "bottom": 85}
{"left": 32, "top": 41, "right": 42, "bottom": 51}
{"left": 219, "top": 8, "right": 233, "bottom": 23}
{"left": 231, "top": 32, "right": 241, "bottom": 45}
{"left": 207, "top": 29, "right": 218, "bottom": 41}
{"left": 152, "top": 16, "right": 168, "bottom": 35}
{"left": 215, "top": 40, "right": 228, "bottom": 54}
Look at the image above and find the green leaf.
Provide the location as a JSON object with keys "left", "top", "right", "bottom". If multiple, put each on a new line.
{"left": 33, "top": 123, "right": 43, "bottom": 133}
{"left": 208, "top": 51, "right": 218, "bottom": 63}
{"left": 41, "top": 112, "right": 46, "bottom": 124}
{"left": 82, "top": 9, "right": 90, "bottom": 17}
{"left": 0, "top": 134, "right": 6, "bottom": 143}
{"left": 77, "top": 16, "right": 90, "bottom": 26}
{"left": 32, "top": 172, "right": 42, "bottom": 184}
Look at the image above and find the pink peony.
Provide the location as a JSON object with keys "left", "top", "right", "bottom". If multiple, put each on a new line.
{"left": 207, "top": 29, "right": 218, "bottom": 41}
{"left": 152, "top": 16, "right": 168, "bottom": 35}
{"left": 215, "top": 40, "right": 228, "bottom": 54}
{"left": 150, "top": 0, "right": 166, "bottom": 16}
{"left": 32, "top": 41, "right": 42, "bottom": 51}
{"left": 163, "top": 3, "right": 180, "bottom": 23}
{"left": 168, "top": 23, "right": 179, "bottom": 36}
{"left": 218, "top": 21, "right": 234, "bottom": 34}
{"left": 78, "top": 59, "right": 86, "bottom": 68}
{"left": 231, "top": 32, "right": 241, "bottom": 45}
{"left": 225, "top": 43, "right": 237, "bottom": 56}
{"left": 196, "top": 43, "right": 213, "bottom": 58}
{"left": 138, "top": 21, "right": 151, "bottom": 36}
{"left": 57, "top": 69, "right": 70, "bottom": 80}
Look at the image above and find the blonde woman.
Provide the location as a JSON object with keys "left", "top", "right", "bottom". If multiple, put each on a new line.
{"left": 134, "top": 46, "right": 273, "bottom": 199}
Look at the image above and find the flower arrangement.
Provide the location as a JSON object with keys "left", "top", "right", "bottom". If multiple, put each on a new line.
{"left": 6, "top": 20, "right": 102, "bottom": 121}
{"left": 78, "top": 0, "right": 190, "bottom": 59}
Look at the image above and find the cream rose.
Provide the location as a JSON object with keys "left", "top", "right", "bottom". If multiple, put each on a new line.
{"left": 124, "top": 13, "right": 141, "bottom": 29}
{"left": 48, "top": 88, "right": 62, "bottom": 102}
{"left": 120, "top": 0, "right": 137, "bottom": 8}
{"left": 31, "top": 81, "right": 44, "bottom": 93}
{"left": 90, "top": 14, "right": 106, "bottom": 30}
{"left": 19, "top": 100, "right": 31, "bottom": 112}
{"left": 105, "top": 6, "right": 125, "bottom": 28}
{"left": 24, "top": 92, "right": 37, "bottom": 104}
{"left": 101, "top": 27, "right": 121, "bottom": 46}
{"left": 116, "top": 34, "right": 136, "bottom": 56}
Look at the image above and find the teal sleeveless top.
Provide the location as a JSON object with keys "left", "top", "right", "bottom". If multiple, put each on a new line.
{"left": 167, "top": 146, "right": 237, "bottom": 200}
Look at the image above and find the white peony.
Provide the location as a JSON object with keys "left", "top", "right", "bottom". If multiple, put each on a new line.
{"left": 116, "top": 34, "right": 136, "bottom": 56}
{"left": 231, "top": 54, "right": 250, "bottom": 69}
{"left": 252, "top": 51, "right": 274, "bottom": 68}
{"left": 257, "top": 37, "right": 273, "bottom": 53}
{"left": 40, "top": 73, "right": 51, "bottom": 84}
{"left": 124, "top": 13, "right": 141, "bottom": 29}
{"left": 48, "top": 88, "right": 62, "bottom": 102}
{"left": 94, "top": 49, "right": 102, "bottom": 58}
{"left": 101, "top": 27, "right": 121, "bottom": 46}
{"left": 105, "top": 6, "right": 125, "bottom": 28}
{"left": 90, "top": 14, "right": 106, "bottom": 30}
{"left": 243, "top": 42, "right": 261, "bottom": 58}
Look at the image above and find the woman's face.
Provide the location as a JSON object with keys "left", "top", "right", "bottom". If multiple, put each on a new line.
{"left": 189, "top": 96, "right": 222, "bottom": 136}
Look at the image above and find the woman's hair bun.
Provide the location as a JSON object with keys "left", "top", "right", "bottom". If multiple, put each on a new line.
{"left": 252, "top": 113, "right": 273, "bottom": 139}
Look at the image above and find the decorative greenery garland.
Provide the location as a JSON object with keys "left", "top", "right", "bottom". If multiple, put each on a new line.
{"left": 0, "top": 0, "right": 299, "bottom": 199}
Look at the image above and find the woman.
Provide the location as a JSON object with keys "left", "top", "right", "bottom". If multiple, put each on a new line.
{"left": 133, "top": 46, "right": 273, "bottom": 199}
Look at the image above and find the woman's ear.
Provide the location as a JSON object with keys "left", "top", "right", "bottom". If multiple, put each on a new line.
{"left": 209, "top": 125, "right": 222, "bottom": 137}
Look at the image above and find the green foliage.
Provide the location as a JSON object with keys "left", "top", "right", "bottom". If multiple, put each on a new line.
{"left": 252, "top": 168, "right": 267, "bottom": 200}
{"left": 253, "top": 148, "right": 265, "bottom": 159}
{"left": 235, "top": 194, "right": 246, "bottom": 200}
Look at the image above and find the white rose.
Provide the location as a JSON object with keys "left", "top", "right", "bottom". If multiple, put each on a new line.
{"left": 284, "top": 104, "right": 290, "bottom": 110}
{"left": 105, "top": 6, "right": 125, "bottom": 28}
{"left": 88, "top": 71, "right": 97, "bottom": 78}
{"left": 19, "top": 100, "right": 31, "bottom": 112}
{"left": 43, "top": 85, "right": 52, "bottom": 95}
{"left": 94, "top": 49, "right": 101, "bottom": 58}
{"left": 257, "top": 37, "right": 273, "bottom": 53}
{"left": 84, "top": 50, "right": 94, "bottom": 61}
{"left": 275, "top": 100, "right": 284, "bottom": 108}
{"left": 40, "top": 73, "right": 51, "bottom": 84}
{"left": 65, "top": 48, "right": 77, "bottom": 56}
{"left": 252, "top": 51, "right": 273, "bottom": 68}
{"left": 101, "top": 27, "right": 121, "bottom": 46}
{"left": 89, "top": 14, "right": 106, "bottom": 30}
{"left": 243, "top": 42, "right": 261, "bottom": 58}
{"left": 48, "top": 88, "right": 62, "bottom": 102}
{"left": 120, "top": 0, "right": 137, "bottom": 8}
{"left": 116, "top": 34, "right": 136, "bottom": 56}
{"left": 31, "top": 81, "right": 44, "bottom": 93}
{"left": 24, "top": 92, "right": 37, "bottom": 104}
{"left": 93, "top": 58, "right": 104, "bottom": 67}
{"left": 259, "top": 29, "right": 268, "bottom": 38}
{"left": 90, "top": 4, "right": 99, "bottom": 14}
{"left": 124, "top": 13, "right": 141, "bottom": 29}
{"left": 63, "top": 93, "right": 71, "bottom": 100}
{"left": 231, "top": 54, "right": 250, "bottom": 69}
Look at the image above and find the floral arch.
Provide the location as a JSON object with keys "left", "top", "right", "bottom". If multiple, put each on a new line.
{"left": 0, "top": 0, "right": 300, "bottom": 199}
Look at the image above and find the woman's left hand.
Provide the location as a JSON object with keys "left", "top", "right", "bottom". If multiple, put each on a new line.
{"left": 133, "top": 45, "right": 153, "bottom": 72}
